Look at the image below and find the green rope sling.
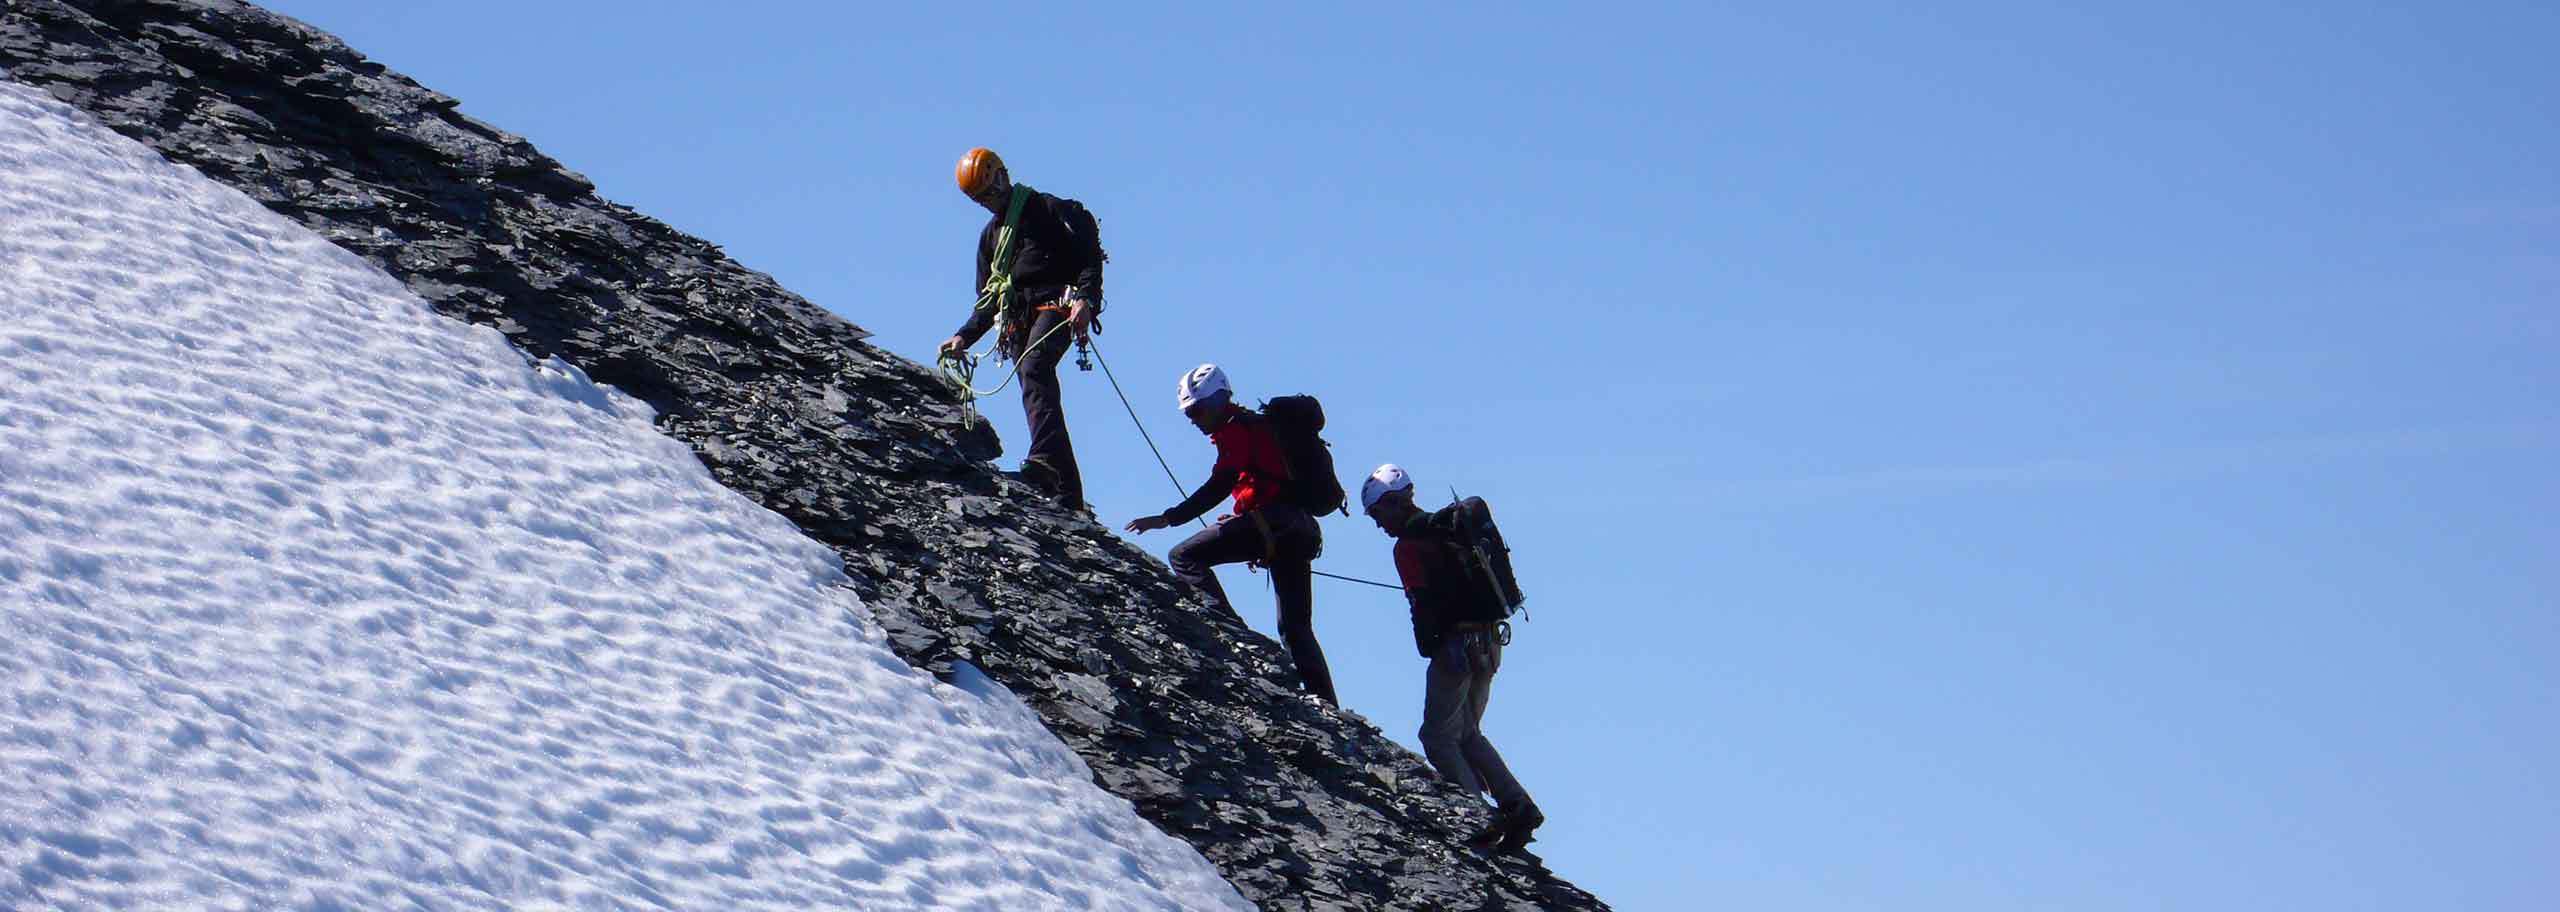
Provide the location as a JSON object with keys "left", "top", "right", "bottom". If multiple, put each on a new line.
{"left": 937, "top": 185, "right": 1078, "bottom": 415}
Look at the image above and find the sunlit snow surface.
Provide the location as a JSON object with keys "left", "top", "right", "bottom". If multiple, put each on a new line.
{"left": 0, "top": 80, "right": 1250, "bottom": 911}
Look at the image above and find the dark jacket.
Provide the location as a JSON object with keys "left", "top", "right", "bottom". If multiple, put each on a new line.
{"left": 953, "top": 185, "right": 1105, "bottom": 347}
{"left": 1389, "top": 517, "right": 1509, "bottom": 657}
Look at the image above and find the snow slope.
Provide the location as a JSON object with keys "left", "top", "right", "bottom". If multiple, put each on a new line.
{"left": 0, "top": 78, "right": 1249, "bottom": 911}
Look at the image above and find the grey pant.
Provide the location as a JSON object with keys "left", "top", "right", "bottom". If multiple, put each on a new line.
{"left": 1419, "top": 629, "right": 1530, "bottom": 812}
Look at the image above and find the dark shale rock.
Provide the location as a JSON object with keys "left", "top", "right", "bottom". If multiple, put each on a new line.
{"left": 0, "top": 3, "right": 1610, "bottom": 909}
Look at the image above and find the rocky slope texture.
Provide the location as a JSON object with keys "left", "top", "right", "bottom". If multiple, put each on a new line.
{"left": 0, "top": 2, "right": 1607, "bottom": 909}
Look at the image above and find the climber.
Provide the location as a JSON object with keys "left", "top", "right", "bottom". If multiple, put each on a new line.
{"left": 1360, "top": 463, "right": 1544, "bottom": 853}
{"left": 1125, "top": 364, "right": 1337, "bottom": 706}
{"left": 938, "top": 147, "right": 1106, "bottom": 511}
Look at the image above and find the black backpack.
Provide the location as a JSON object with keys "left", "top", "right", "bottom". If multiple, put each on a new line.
{"left": 1429, "top": 496, "right": 1527, "bottom": 618}
{"left": 1051, "top": 196, "right": 1108, "bottom": 267}
{"left": 1257, "top": 395, "right": 1347, "bottom": 516}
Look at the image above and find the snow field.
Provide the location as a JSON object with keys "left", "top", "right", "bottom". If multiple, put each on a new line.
{"left": 0, "top": 79, "right": 1248, "bottom": 911}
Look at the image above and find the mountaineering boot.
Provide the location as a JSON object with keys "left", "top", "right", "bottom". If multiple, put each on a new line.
{"left": 1492, "top": 802, "right": 1546, "bottom": 853}
{"left": 1014, "top": 458, "right": 1084, "bottom": 511}
{"left": 1464, "top": 815, "right": 1509, "bottom": 851}
{"left": 1015, "top": 457, "right": 1059, "bottom": 493}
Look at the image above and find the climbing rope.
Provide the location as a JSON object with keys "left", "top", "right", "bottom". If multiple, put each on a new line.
{"left": 937, "top": 317, "right": 1078, "bottom": 403}
{"left": 1088, "top": 336, "right": 1205, "bottom": 531}
{"left": 1313, "top": 568, "right": 1404, "bottom": 591}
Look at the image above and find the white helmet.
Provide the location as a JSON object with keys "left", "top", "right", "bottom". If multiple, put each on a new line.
{"left": 1177, "top": 363, "right": 1231, "bottom": 411}
{"left": 1361, "top": 463, "right": 1414, "bottom": 512}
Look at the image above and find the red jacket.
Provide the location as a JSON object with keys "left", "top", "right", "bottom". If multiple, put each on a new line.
{"left": 1160, "top": 406, "right": 1292, "bottom": 524}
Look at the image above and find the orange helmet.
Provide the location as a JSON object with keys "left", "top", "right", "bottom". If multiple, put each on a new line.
{"left": 955, "top": 147, "right": 1008, "bottom": 198}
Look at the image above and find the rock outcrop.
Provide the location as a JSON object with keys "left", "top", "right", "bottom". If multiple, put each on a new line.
{"left": 0, "top": 2, "right": 1607, "bottom": 909}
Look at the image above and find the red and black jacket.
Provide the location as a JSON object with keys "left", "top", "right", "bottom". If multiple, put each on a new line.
{"left": 1158, "top": 407, "right": 1292, "bottom": 525}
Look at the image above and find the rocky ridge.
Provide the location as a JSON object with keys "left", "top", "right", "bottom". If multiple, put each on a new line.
{"left": 0, "top": 2, "right": 1608, "bottom": 909}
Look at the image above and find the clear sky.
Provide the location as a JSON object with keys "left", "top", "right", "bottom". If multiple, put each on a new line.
{"left": 252, "top": 3, "right": 2556, "bottom": 909}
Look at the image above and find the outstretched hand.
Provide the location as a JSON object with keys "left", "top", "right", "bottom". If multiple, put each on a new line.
{"left": 1124, "top": 514, "right": 1171, "bottom": 534}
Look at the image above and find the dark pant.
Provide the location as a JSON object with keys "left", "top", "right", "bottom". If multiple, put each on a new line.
{"left": 1014, "top": 309, "right": 1082, "bottom": 506}
{"left": 1420, "top": 629, "right": 1530, "bottom": 813}
{"left": 1167, "top": 506, "right": 1336, "bottom": 705}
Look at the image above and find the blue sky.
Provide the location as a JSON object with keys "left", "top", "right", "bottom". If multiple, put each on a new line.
{"left": 257, "top": 3, "right": 2556, "bottom": 909}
